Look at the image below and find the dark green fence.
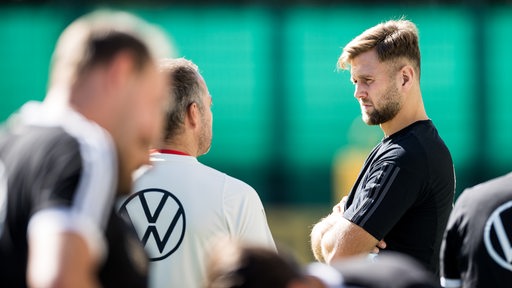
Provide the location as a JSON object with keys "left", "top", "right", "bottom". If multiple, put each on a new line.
{"left": 1, "top": 5, "right": 510, "bottom": 204}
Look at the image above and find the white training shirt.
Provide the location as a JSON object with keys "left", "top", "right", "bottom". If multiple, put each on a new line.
{"left": 119, "top": 150, "right": 276, "bottom": 288}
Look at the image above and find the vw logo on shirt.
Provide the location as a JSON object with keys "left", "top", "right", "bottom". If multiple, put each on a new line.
{"left": 120, "top": 188, "right": 186, "bottom": 261}
{"left": 484, "top": 200, "right": 512, "bottom": 271}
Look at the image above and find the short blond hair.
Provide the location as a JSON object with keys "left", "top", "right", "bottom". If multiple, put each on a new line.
{"left": 338, "top": 19, "right": 421, "bottom": 77}
{"left": 50, "top": 10, "right": 172, "bottom": 89}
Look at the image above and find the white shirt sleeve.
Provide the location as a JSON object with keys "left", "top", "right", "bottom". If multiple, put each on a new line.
{"left": 223, "top": 176, "right": 276, "bottom": 251}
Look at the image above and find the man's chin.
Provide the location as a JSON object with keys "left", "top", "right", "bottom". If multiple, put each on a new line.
{"left": 362, "top": 116, "right": 379, "bottom": 126}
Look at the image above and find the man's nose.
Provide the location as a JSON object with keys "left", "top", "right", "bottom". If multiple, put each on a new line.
{"left": 354, "top": 83, "right": 367, "bottom": 99}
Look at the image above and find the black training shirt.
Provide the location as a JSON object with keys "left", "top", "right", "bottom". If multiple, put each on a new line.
{"left": 344, "top": 120, "right": 455, "bottom": 274}
{"left": 0, "top": 102, "right": 148, "bottom": 287}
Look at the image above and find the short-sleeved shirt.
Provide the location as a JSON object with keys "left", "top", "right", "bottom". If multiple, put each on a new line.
{"left": 441, "top": 172, "right": 512, "bottom": 288}
{"left": 344, "top": 120, "right": 455, "bottom": 274}
{"left": 119, "top": 151, "right": 276, "bottom": 288}
{"left": 0, "top": 102, "right": 148, "bottom": 287}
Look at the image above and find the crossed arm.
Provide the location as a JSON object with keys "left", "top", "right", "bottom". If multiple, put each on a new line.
{"left": 310, "top": 197, "right": 386, "bottom": 264}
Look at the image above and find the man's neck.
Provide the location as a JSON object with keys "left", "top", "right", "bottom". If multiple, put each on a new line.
{"left": 158, "top": 142, "right": 197, "bottom": 157}
{"left": 380, "top": 104, "right": 428, "bottom": 137}
{"left": 380, "top": 88, "right": 428, "bottom": 137}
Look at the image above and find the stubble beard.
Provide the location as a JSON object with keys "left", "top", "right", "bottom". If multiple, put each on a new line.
{"left": 198, "top": 116, "right": 212, "bottom": 156}
{"left": 362, "top": 83, "right": 402, "bottom": 126}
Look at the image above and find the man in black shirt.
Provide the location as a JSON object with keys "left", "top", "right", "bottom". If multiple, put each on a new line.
{"left": 0, "top": 10, "right": 172, "bottom": 287}
{"left": 441, "top": 173, "right": 512, "bottom": 288}
{"left": 311, "top": 19, "right": 455, "bottom": 275}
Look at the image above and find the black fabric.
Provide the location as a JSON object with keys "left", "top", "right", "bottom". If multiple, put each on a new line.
{"left": 0, "top": 125, "right": 148, "bottom": 287}
{"left": 441, "top": 172, "right": 512, "bottom": 288}
{"left": 344, "top": 120, "right": 455, "bottom": 274}
{"left": 0, "top": 126, "right": 80, "bottom": 287}
{"left": 99, "top": 209, "right": 149, "bottom": 288}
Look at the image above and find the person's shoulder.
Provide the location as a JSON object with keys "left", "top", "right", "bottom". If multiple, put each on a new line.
{"left": 1, "top": 126, "right": 82, "bottom": 195}
{"left": 10, "top": 125, "right": 79, "bottom": 157}
{"left": 196, "top": 161, "right": 230, "bottom": 179}
{"left": 470, "top": 172, "right": 512, "bottom": 192}
{"left": 196, "top": 161, "right": 253, "bottom": 188}
{"left": 223, "top": 173, "right": 256, "bottom": 193}
{"left": 457, "top": 172, "right": 512, "bottom": 205}
{"left": 212, "top": 171, "right": 260, "bottom": 205}
{"left": 21, "top": 125, "right": 73, "bottom": 142}
{"left": 393, "top": 120, "right": 437, "bottom": 141}
{"left": 411, "top": 120, "right": 450, "bottom": 149}
{"left": 390, "top": 120, "right": 451, "bottom": 162}
{"left": 44, "top": 126, "right": 80, "bottom": 148}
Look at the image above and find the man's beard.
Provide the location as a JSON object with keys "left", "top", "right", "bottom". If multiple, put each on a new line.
{"left": 362, "top": 83, "right": 402, "bottom": 125}
{"left": 198, "top": 117, "right": 212, "bottom": 155}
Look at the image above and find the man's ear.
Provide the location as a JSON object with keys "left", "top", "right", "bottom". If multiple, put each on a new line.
{"left": 400, "top": 65, "right": 415, "bottom": 89}
{"left": 186, "top": 102, "right": 201, "bottom": 128}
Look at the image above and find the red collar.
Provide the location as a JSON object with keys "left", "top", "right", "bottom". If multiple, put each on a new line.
{"left": 152, "top": 149, "right": 191, "bottom": 156}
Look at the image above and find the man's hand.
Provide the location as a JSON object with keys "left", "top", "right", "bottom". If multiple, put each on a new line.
{"left": 332, "top": 196, "right": 348, "bottom": 214}
{"left": 371, "top": 239, "right": 387, "bottom": 254}
{"left": 311, "top": 195, "right": 382, "bottom": 264}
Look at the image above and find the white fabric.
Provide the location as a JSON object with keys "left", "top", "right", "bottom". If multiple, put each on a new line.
{"left": 440, "top": 277, "right": 462, "bottom": 288}
{"left": 305, "top": 262, "right": 345, "bottom": 288}
{"left": 27, "top": 208, "right": 107, "bottom": 263}
{"left": 130, "top": 152, "right": 276, "bottom": 288}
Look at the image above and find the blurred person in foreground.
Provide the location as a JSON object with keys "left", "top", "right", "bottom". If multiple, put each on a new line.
{"left": 205, "top": 238, "right": 307, "bottom": 288}
{"left": 0, "top": 10, "right": 172, "bottom": 287}
{"left": 119, "top": 58, "right": 276, "bottom": 288}
{"left": 440, "top": 173, "right": 512, "bottom": 288}
{"left": 310, "top": 19, "right": 455, "bottom": 275}
{"left": 307, "top": 252, "right": 441, "bottom": 288}
{"left": 205, "top": 238, "right": 440, "bottom": 288}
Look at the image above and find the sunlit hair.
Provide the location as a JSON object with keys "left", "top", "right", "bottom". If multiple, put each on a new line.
{"left": 338, "top": 19, "right": 421, "bottom": 78}
{"left": 49, "top": 10, "right": 172, "bottom": 90}
{"left": 159, "top": 58, "right": 206, "bottom": 141}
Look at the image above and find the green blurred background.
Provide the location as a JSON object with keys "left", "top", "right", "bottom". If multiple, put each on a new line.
{"left": 1, "top": 1, "right": 511, "bottom": 262}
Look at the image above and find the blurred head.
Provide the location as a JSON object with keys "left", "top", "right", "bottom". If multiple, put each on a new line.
{"left": 338, "top": 19, "right": 420, "bottom": 126}
{"left": 48, "top": 10, "right": 173, "bottom": 193}
{"left": 49, "top": 10, "right": 171, "bottom": 93}
{"left": 159, "top": 58, "right": 213, "bottom": 156}
{"left": 205, "top": 238, "right": 306, "bottom": 288}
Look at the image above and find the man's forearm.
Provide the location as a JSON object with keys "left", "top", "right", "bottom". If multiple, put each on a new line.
{"left": 312, "top": 213, "right": 380, "bottom": 264}
{"left": 310, "top": 213, "right": 342, "bottom": 263}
